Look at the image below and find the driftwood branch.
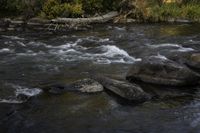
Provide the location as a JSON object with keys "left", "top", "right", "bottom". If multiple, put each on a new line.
{"left": 51, "top": 11, "right": 119, "bottom": 24}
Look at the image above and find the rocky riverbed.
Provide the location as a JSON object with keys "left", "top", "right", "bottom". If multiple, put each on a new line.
{"left": 0, "top": 23, "right": 200, "bottom": 133}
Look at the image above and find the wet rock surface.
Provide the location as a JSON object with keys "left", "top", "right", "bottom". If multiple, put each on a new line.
{"left": 185, "top": 53, "right": 200, "bottom": 73}
{"left": 164, "top": 51, "right": 200, "bottom": 75}
{"left": 93, "top": 75, "right": 150, "bottom": 102}
{"left": 48, "top": 78, "right": 104, "bottom": 94}
{"left": 135, "top": 81, "right": 198, "bottom": 100}
{"left": 126, "top": 56, "right": 200, "bottom": 86}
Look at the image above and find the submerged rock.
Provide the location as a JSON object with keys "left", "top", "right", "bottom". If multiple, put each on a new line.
{"left": 93, "top": 75, "right": 150, "bottom": 102}
{"left": 136, "top": 81, "right": 197, "bottom": 100}
{"left": 185, "top": 53, "right": 200, "bottom": 72}
{"left": 48, "top": 78, "right": 104, "bottom": 94}
{"left": 126, "top": 56, "right": 200, "bottom": 86}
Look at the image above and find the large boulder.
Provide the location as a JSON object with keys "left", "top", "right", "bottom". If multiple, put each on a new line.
{"left": 48, "top": 78, "right": 104, "bottom": 94}
{"left": 93, "top": 75, "right": 150, "bottom": 102}
{"left": 126, "top": 56, "right": 200, "bottom": 86}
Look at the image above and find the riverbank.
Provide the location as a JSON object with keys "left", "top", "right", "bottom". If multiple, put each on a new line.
{"left": 0, "top": 14, "right": 198, "bottom": 32}
{"left": 0, "top": 1, "right": 200, "bottom": 32}
{"left": 0, "top": 11, "right": 119, "bottom": 32}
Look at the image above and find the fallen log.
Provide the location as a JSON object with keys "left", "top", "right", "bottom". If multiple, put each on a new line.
{"left": 51, "top": 11, "right": 119, "bottom": 24}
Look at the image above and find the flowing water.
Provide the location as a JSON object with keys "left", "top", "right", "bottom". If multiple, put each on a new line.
{"left": 0, "top": 23, "right": 200, "bottom": 133}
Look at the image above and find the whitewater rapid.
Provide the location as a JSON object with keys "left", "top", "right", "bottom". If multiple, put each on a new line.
{"left": 1, "top": 35, "right": 141, "bottom": 64}
{"left": 0, "top": 83, "right": 42, "bottom": 104}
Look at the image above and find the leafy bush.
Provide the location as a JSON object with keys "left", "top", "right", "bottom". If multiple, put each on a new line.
{"left": 0, "top": 0, "right": 45, "bottom": 18}
{"left": 41, "top": 0, "right": 83, "bottom": 18}
{"left": 41, "top": 0, "right": 121, "bottom": 18}
{"left": 181, "top": 4, "right": 200, "bottom": 21}
{"left": 61, "top": 3, "right": 83, "bottom": 17}
{"left": 75, "top": 0, "right": 121, "bottom": 15}
{"left": 1, "top": 0, "right": 200, "bottom": 22}
{"left": 76, "top": 0, "right": 104, "bottom": 14}
{"left": 41, "top": 0, "right": 62, "bottom": 19}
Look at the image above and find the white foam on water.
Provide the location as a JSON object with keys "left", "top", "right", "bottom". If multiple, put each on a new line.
{"left": 151, "top": 53, "right": 168, "bottom": 60}
{"left": 5, "top": 37, "right": 139, "bottom": 64}
{"left": 16, "top": 88, "right": 42, "bottom": 97}
{"left": 57, "top": 45, "right": 139, "bottom": 64}
{"left": 17, "top": 51, "right": 45, "bottom": 56}
{"left": 0, "top": 48, "right": 12, "bottom": 53}
{"left": 2, "top": 35, "right": 25, "bottom": 40}
{"left": 0, "top": 48, "right": 15, "bottom": 54}
{"left": 147, "top": 43, "right": 194, "bottom": 52}
{"left": 114, "top": 26, "right": 126, "bottom": 31}
{"left": 83, "top": 36, "right": 113, "bottom": 43}
{"left": 56, "top": 42, "right": 78, "bottom": 49}
{"left": 27, "top": 41, "right": 51, "bottom": 48}
{"left": 93, "top": 45, "right": 141, "bottom": 63}
{"left": 4, "top": 41, "right": 13, "bottom": 45}
{"left": 95, "top": 58, "right": 112, "bottom": 64}
{"left": 187, "top": 39, "right": 200, "bottom": 44}
{"left": 11, "top": 84, "right": 42, "bottom": 97}
{"left": 148, "top": 43, "right": 180, "bottom": 48}
{"left": 0, "top": 84, "right": 42, "bottom": 104}
{"left": 46, "top": 37, "right": 139, "bottom": 64}
{"left": 99, "top": 45, "right": 130, "bottom": 57}
{"left": 177, "top": 47, "right": 194, "bottom": 52}
{"left": 16, "top": 41, "right": 26, "bottom": 47}
{"left": 0, "top": 98, "right": 23, "bottom": 104}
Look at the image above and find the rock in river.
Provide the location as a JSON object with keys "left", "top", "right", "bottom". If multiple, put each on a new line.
{"left": 185, "top": 53, "right": 200, "bottom": 72}
{"left": 48, "top": 78, "right": 104, "bottom": 94}
{"left": 126, "top": 56, "right": 200, "bottom": 86}
{"left": 93, "top": 75, "right": 150, "bottom": 102}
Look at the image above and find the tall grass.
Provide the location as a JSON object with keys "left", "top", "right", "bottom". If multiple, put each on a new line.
{"left": 147, "top": 2, "right": 200, "bottom": 22}
{"left": 0, "top": 0, "right": 200, "bottom": 22}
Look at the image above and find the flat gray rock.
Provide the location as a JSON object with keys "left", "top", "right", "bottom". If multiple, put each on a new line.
{"left": 126, "top": 56, "right": 200, "bottom": 86}
{"left": 93, "top": 75, "right": 150, "bottom": 102}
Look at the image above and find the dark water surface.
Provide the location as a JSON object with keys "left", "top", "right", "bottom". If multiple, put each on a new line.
{"left": 0, "top": 23, "right": 200, "bottom": 133}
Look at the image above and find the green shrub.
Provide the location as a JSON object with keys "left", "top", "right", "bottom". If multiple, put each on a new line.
{"left": 61, "top": 3, "right": 83, "bottom": 17}
{"left": 41, "top": 0, "right": 62, "bottom": 19}
{"left": 181, "top": 4, "right": 200, "bottom": 20}
{"left": 0, "top": 0, "right": 45, "bottom": 18}
{"left": 76, "top": 0, "right": 121, "bottom": 15}
{"left": 79, "top": 0, "right": 104, "bottom": 14}
{"left": 41, "top": 0, "right": 83, "bottom": 18}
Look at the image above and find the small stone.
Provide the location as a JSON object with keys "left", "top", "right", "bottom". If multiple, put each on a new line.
{"left": 47, "top": 78, "right": 104, "bottom": 94}
{"left": 73, "top": 78, "right": 104, "bottom": 93}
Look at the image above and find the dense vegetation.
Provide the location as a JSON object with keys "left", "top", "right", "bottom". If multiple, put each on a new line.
{"left": 0, "top": 0, "right": 200, "bottom": 22}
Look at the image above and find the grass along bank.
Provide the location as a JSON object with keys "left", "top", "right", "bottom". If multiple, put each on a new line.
{"left": 0, "top": 0, "right": 200, "bottom": 23}
{"left": 147, "top": 2, "right": 200, "bottom": 22}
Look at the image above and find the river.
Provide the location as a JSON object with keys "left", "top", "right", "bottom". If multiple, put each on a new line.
{"left": 0, "top": 23, "right": 200, "bottom": 133}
